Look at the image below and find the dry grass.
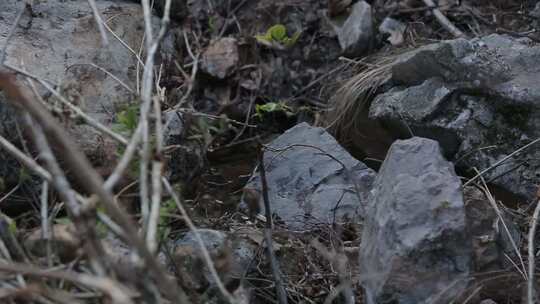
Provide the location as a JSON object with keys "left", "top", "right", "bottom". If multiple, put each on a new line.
{"left": 324, "top": 54, "right": 396, "bottom": 143}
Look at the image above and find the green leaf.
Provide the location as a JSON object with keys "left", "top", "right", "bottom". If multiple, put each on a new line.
{"left": 254, "top": 33, "right": 273, "bottom": 46}
{"left": 257, "top": 102, "right": 280, "bottom": 113}
{"left": 268, "top": 24, "right": 287, "bottom": 41}
{"left": 117, "top": 105, "right": 138, "bottom": 133}
{"left": 54, "top": 217, "right": 72, "bottom": 225}
{"left": 284, "top": 31, "right": 301, "bottom": 47}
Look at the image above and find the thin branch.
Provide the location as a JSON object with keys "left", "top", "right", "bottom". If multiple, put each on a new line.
{"left": 0, "top": 262, "right": 134, "bottom": 304}
{"left": 104, "top": 125, "right": 143, "bottom": 191}
{"left": 87, "top": 0, "right": 109, "bottom": 46}
{"left": 100, "top": 18, "right": 145, "bottom": 66}
{"left": 422, "top": 0, "right": 465, "bottom": 38}
{"left": 0, "top": 70, "right": 190, "bottom": 303}
{"left": 39, "top": 180, "right": 51, "bottom": 266}
{"left": 140, "top": 0, "right": 155, "bottom": 51}
{"left": 139, "top": 0, "right": 171, "bottom": 233}
{"left": 22, "top": 113, "right": 107, "bottom": 276}
{"left": 0, "top": 134, "right": 52, "bottom": 181}
{"left": 4, "top": 62, "right": 129, "bottom": 145}
{"left": 0, "top": 132, "right": 125, "bottom": 243}
{"left": 258, "top": 146, "right": 288, "bottom": 304}
{"left": 464, "top": 137, "right": 540, "bottom": 187}
{"left": 69, "top": 63, "right": 135, "bottom": 94}
{"left": 0, "top": 2, "right": 26, "bottom": 65}
{"left": 263, "top": 143, "right": 365, "bottom": 215}
{"left": 529, "top": 197, "right": 540, "bottom": 304}
{"left": 147, "top": 88, "right": 165, "bottom": 253}
{"left": 163, "top": 178, "right": 237, "bottom": 304}
{"left": 473, "top": 169, "right": 527, "bottom": 281}
{"left": 311, "top": 239, "right": 354, "bottom": 304}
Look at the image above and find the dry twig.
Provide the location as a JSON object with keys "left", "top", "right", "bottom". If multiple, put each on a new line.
{"left": 22, "top": 113, "right": 108, "bottom": 276}
{"left": 529, "top": 197, "right": 540, "bottom": 304}
{"left": 163, "top": 178, "right": 237, "bottom": 304}
{"left": 258, "top": 146, "right": 288, "bottom": 304}
{"left": 0, "top": 262, "right": 134, "bottom": 304}
{"left": 87, "top": 0, "right": 109, "bottom": 46}
{"left": 0, "top": 70, "right": 190, "bottom": 303}
{"left": 422, "top": 0, "right": 465, "bottom": 38}
{"left": 0, "top": 2, "right": 26, "bottom": 65}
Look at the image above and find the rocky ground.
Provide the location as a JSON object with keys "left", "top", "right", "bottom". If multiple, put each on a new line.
{"left": 0, "top": 0, "right": 539, "bottom": 303}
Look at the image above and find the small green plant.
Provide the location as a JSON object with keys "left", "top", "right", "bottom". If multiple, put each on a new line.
{"left": 255, "top": 101, "right": 294, "bottom": 120}
{"left": 114, "top": 104, "right": 139, "bottom": 135}
{"left": 188, "top": 115, "right": 232, "bottom": 150}
{"left": 157, "top": 198, "right": 177, "bottom": 241}
{"left": 112, "top": 103, "right": 142, "bottom": 177}
{"left": 255, "top": 24, "right": 301, "bottom": 50}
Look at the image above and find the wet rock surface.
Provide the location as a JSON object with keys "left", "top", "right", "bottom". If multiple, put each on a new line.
{"left": 244, "top": 122, "right": 375, "bottom": 229}
{"left": 359, "top": 137, "right": 471, "bottom": 304}
{"left": 368, "top": 34, "right": 540, "bottom": 201}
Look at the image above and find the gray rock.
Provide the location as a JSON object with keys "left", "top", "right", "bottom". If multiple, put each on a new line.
{"left": 201, "top": 38, "right": 239, "bottom": 79}
{"left": 244, "top": 122, "right": 375, "bottom": 229}
{"left": 359, "top": 137, "right": 471, "bottom": 304}
{"left": 378, "top": 17, "right": 406, "bottom": 46}
{"left": 154, "top": 0, "right": 187, "bottom": 21}
{"left": 162, "top": 111, "right": 204, "bottom": 183}
{"left": 0, "top": 0, "right": 173, "bottom": 162}
{"left": 0, "top": 0, "right": 179, "bottom": 209}
{"left": 368, "top": 34, "right": 540, "bottom": 201}
{"left": 173, "top": 229, "right": 256, "bottom": 288}
{"left": 329, "top": 1, "right": 373, "bottom": 55}
{"left": 163, "top": 110, "right": 185, "bottom": 144}
{"left": 464, "top": 187, "right": 521, "bottom": 272}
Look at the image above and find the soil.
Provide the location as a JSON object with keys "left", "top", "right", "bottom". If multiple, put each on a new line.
{"left": 156, "top": 1, "right": 539, "bottom": 302}
{"left": 4, "top": 0, "right": 540, "bottom": 303}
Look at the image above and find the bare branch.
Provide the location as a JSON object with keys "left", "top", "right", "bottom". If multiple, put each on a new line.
{"left": 87, "top": 0, "right": 109, "bottom": 46}
{"left": 22, "top": 113, "right": 107, "bottom": 276}
{"left": 0, "top": 3, "right": 26, "bottom": 65}
{"left": 529, "top": 198, "right": 540, "bottom": 304}
{"left": 139, "top": 0, "right": 171, "bottom": 232}
{"left": 0, "top": 134, "right": 51, "bottom": 181}
{"left": 422, "top": 0, "right": 465, "bottom": 38}
{"left": 0, "top": 262, "right": 134, "bottom": 304}
{"left": 0, "top": 70, "right": 190, "bottom": 303}
{"left": 3, "top": 62, "right": 129, "bottom": 145}
{"left": 163, "top": 178, "right": 237, "bottom": 304}
{"left": 258, "top": 146, "right": 288, "bottom": 304}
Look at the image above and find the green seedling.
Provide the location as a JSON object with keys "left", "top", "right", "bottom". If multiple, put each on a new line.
{"left": 255, "top": 24, "right": 301, "bottom": 50}
{"left": 113, "top": 104, "right": 139, "bottom": 135}
{"left": 255, "top": 101, "right": 294, "bottom": 120}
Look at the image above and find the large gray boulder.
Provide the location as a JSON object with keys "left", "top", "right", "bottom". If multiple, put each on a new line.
{"left": 0, "top": 0, "right": 177, "bottom": 208}
{"left": 0, "top": 0, "right": 174, "bottom": 161}
{"left": 367, "top": 34, "right": 540, "bottom": 201}
{"left": 359, "top": 137, "right": 471, "bottom": 304}
{"left": 244, "top": 122, "right": 375, "bottom": 229}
